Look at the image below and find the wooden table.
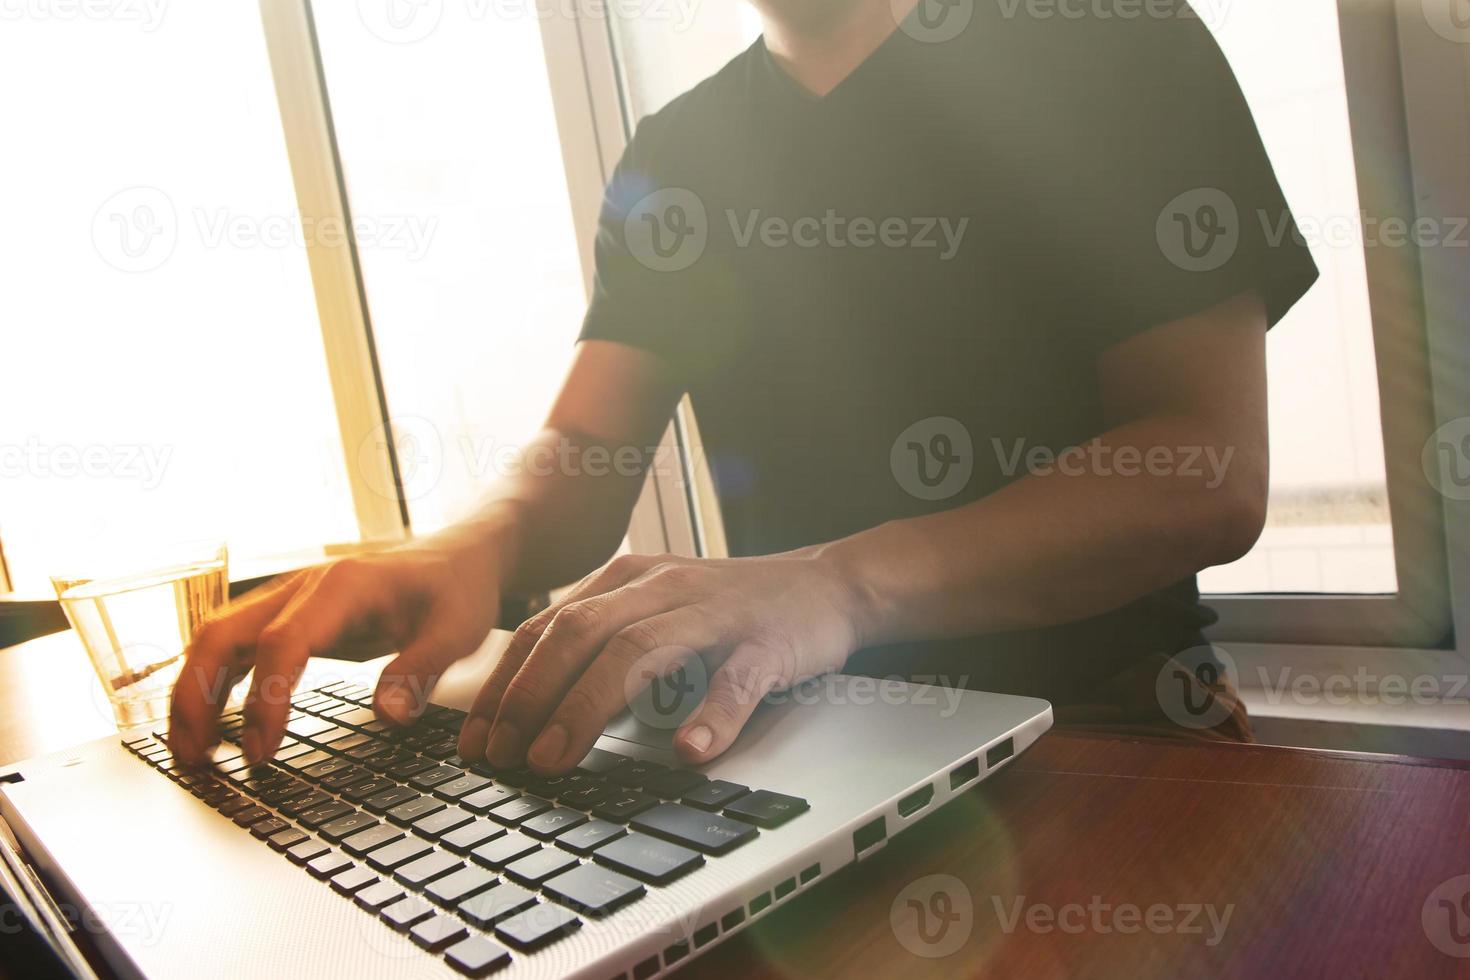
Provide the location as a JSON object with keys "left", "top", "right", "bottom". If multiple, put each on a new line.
{"left": 4, "top": 632, "right": 1469, "bottom": 979}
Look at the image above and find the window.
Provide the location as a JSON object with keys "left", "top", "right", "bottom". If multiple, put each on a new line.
{"left": 1195, "top": 0, "right": 1394, "bottom": 596}
{"left": 311, "top": 3, "right": 589, "bottom": 534}
{"left": 0, "top": 5, "right": 357, "bottom": 595}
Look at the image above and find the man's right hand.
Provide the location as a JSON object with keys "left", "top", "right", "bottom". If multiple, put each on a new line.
{"left": 167, "top": 537, "right": 502, "bottom": 767}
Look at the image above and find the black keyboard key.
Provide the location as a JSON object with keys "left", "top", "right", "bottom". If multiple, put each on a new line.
{"left": 280, "top": 790, "right": 334, "bottom": 817}
{"left": 388, "top": 796, "right": 445, "bottom": 826}
{"left": 493, "top": 769, "right": 536, "bottom": 788}
{"left": 682, "top": 779, "right": 749, "bottom": 811}
{"left": 632, "top": 803, "right": 757, "bottom": 855}
{"left": 367, "top": 837, "right": 435, "bottom": 872}
{"left": 504, "top": 848, "right": 577, "bottom": 887}
{"left": 592, "top": 832, "right": 703, "bottom": 885}
{"left": 521, "top": 808, "right": 587, "bottom": 841}
{"left": 366, "top": 749, "right": 416, "bottom": 773}
{"left": 433, "top": 773, "right": 492, "bottom": 801}
{"left": 640, "top": 769, "right": 708, "bottom": 800}
{"left": 442, "top": 821, "right": 504, "bottom": 855}
{"left": 410, "top": 765, "right": 464, "bottom": 790}
{"left": 299, "top": 801, "right": 354, "bottom": 829}
{"left": 426, "top": 865, "right": 498, "bottom": 907}
{"left": 414, "top": 807, "right": 473, "bottom": 840}
{"left": 576, "top": 748, "right": 629, "bottom": 774}
{"left": 381, "top": 896, "right": 436, "bottom": 932}
{"left": 544, "top": 864, "right": 645, "bottom": 917}
{"left": 555, "top": 819, "right": 626, "bottom": 856}
{"left": 591, "top": 791, "right": 657, "bottom": 823}
{"left": 320, "top": 812, "right": 379, "bottom": 843}
{"left": 343, "top": 777, "right": 398, "bottom": 803}
{"left": 411, "top": 914, "right": 469, "bottom": 952}
{"left": 458, "top": 883, "right": 537, "bottom": 929}
{"left": 459, "top": 786, "right": 518, "bottom": 814}
{"left": 422, "top": 738, "right": 461, "bottom": 761}
{"left": 395, "top": 851, "right": 464, "bottom": 889}
{"left": 249, "top": 817, "right": 290, "bottom": 839}
{"left": 344, "top": 739, "right": 393, "bottom": 763}
{"left": 471, "top": 832, "right": 539, "bottom": 870}
{"left": 487, "top": 796, "right": 552, "bottom": 826}
{"left": 363, "top": 786, "right": 419, "bottom": 814}
{"left": 558, "top": 783, "right": 612, "bottom": 809}
{"left": 302, "top": 757, "right": 354, "bottom": 781}
{"left": 722, "top": 790, "right": 810, "bottom": 829}
{"left": 320, "top": 766, "right": 374, "bottom": 792}
{"left": 330, "top": 865, "right": 379, "bottom": 895}
{"left": 444, "top": 934, "right": 512, "bottom": 977}
{"left": 342, "top": 824, "right": 405, "bottom": 857}
{"left": 286, "top": 716, "right": 334, "bottom": 739}
{"left": 354, "top": 880, "right": 405, "bottom": 912}
{"left": 231, "top": 806, "right": 272, "bottom": 828}
{"left": 525, "top": 773, "right": 579, "bottom": 799}
{"left": 609, "top": 760, "right": 667, "bottom": 788}
{"left": 333, "top": 706, "right": 379, "bottom": 728}
{"left": 307, "top": 851, "right": 352, "bottom": 879}
{"left": 387, "top": 757, "right": 436, "bottom": 780}
{"left": 287, "top": 838, "right": 329, "bottom": 865}
{"left": 267, "top": 828, "right": 309, "bottom": 852}
{"left": 282, "top": 750, "right": 333, "bottom": 773}
{"left": 494, "top": 903, "right": 581, "bottom": 951}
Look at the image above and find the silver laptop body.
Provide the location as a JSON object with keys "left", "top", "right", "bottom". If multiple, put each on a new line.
{"left": 0, "top": 637, "right": 1051, "bottom": 979}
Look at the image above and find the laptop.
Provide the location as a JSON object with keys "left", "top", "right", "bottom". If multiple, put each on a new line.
{"left": 0, "top": 632, "right": 1051, "bottom": 979}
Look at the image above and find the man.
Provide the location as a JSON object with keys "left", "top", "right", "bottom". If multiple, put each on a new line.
{"left": 170, "top": 0, "right": 1316, "bottom": 773}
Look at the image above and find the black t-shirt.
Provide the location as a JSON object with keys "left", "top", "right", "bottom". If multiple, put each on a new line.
{"left": 580, "top": 5, "right": 1318, "bottom": 703}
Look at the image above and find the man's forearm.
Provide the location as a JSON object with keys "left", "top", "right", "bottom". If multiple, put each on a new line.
{"left": 818, "top": 414, "right": 1266, "bottom": 650}
{"left": 447, "top": 426, "right": 651, "bottom": 598}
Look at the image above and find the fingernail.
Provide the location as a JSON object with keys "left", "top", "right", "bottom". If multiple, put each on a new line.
{"left": 242, "top": 727, "right": 263, "bottom": 766}
{"left": 528, "top": 725, "right": 567, "bottom": 770}
{"left": 459, "top": 718, "right": 490, "bottom": 760}
{"left": 682, "top": 725, "right": 713, "bottom": 755}
{"left": 486, "top": 721, "right": 521, "bottom": 769}
{"left": 377, "top": 686, "right": 417, "bottom": 726}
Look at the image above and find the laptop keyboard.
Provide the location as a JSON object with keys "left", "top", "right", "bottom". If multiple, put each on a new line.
{"left": 121, "top": 681, "right": 811, "bottom": 976}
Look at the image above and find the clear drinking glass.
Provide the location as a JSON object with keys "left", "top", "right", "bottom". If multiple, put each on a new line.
{"left": 51, "top": 541, "right": 229, "bottom": 729}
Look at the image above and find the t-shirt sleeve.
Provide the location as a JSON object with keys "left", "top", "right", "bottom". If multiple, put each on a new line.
{"left": 577, "top": 109, "right": 744, "bottom": 385}
{"left": 1039, "top": 8, "right": 1320, "bottom": 350}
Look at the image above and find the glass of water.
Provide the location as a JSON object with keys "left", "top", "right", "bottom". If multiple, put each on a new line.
{"left": 51, "top": 541, "right": 229, "bottom": 729}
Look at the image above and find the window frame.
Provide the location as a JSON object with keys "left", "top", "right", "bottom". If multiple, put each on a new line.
{"left": 1202, "top": 0, "right": 1459, "bottom": 649}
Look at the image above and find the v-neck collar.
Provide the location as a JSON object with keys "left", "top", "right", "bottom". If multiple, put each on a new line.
{"left": 752, "top": 14, "right": 916, "bottom": 109}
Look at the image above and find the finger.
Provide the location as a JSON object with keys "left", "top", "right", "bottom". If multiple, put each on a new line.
{"left": 525, "top": 608, "right": 724, "bottom": 773}
{"left": 373, "top": 601, "right": 485, "bottom": 726}
{"left": 167, "top": 573, "right": 302, "bottom": 765}
{"left": 243, "top": 560, "right": 396, "bottom": 763}
{"left": 674, "top": 643, "right": 781, "bottom": 765}
{"left": 483, "top": 586, "right": 697, "bottom": 769}
{"left": 458, "top": 553, "right": 665, "bottom": 759}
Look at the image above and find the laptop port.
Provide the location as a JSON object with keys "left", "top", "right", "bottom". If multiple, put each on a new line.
{"left": 853, "top": 815, "right": 887, "bottom": 857}
{"left": 898, "top": 783, "right": 934, "bottom": 818}
{"left": 949, "top": 758, "right": 980, "bottom": 789}
{"left": 986, "top": 737, "right": 1015, "bottom": 768}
